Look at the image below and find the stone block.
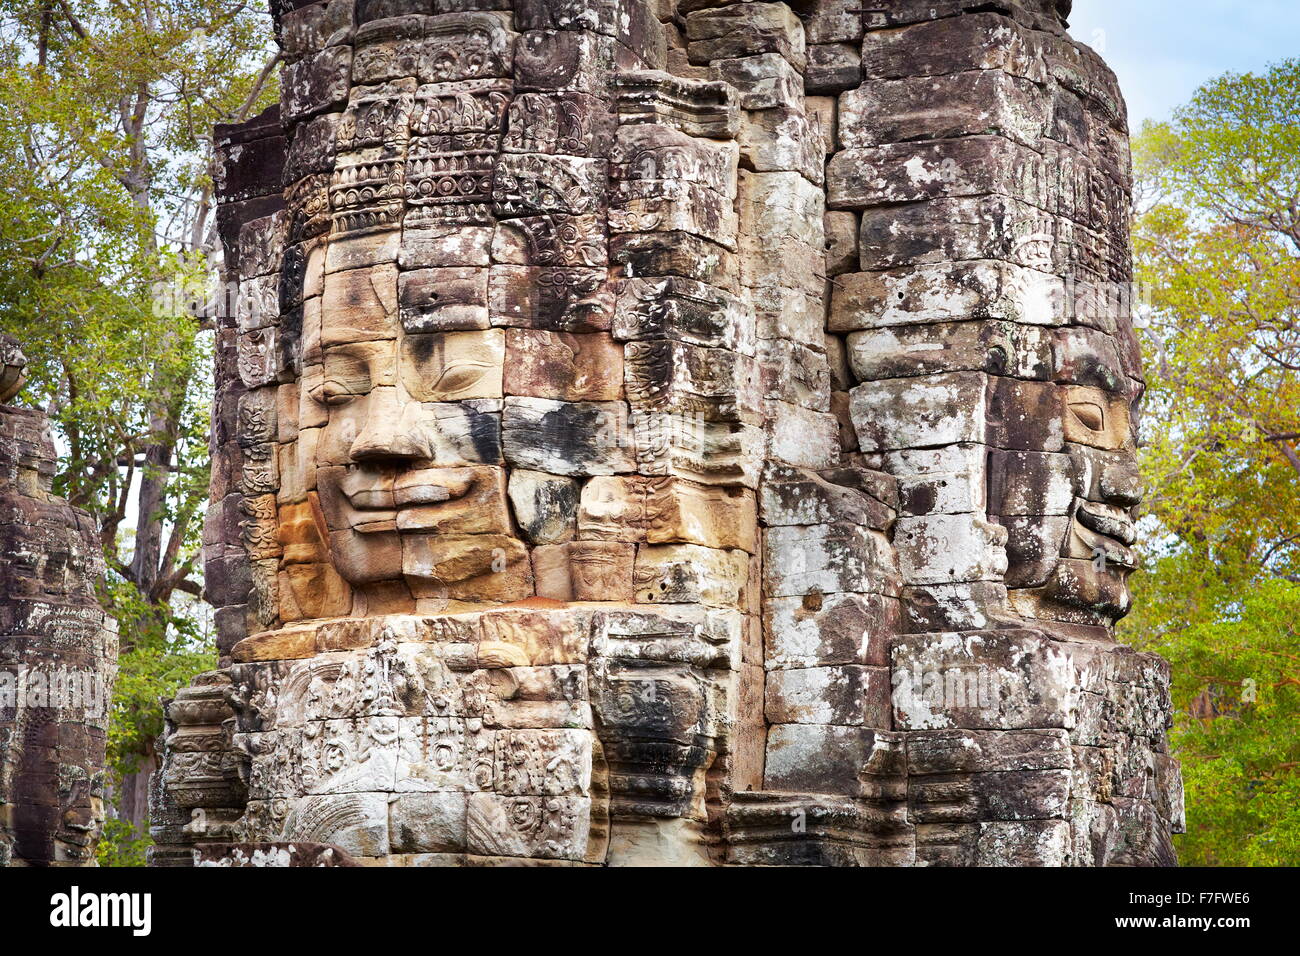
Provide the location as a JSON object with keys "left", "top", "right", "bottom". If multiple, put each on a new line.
{"left": 502, "top": 397, "right": 635, "bottom": 476}
{"left": 321, "top": 264, "right": 400, "bottom": 344}
{"left": 764, "top": 592, "right": 900, "bottom": 669}
{"left": 763, "top": 523, "right": 899, "bottom": 597}
{"left": 839, "top": 71, "right": 1047, "bottom": 149}
{"left": 850, "top": 371, "right": 988, "bottom": 452}
{"left": 633, "top": 543, "right": 749, "bottom": 608}
{"left": 893, "top": 513, "right": 1008, "bottom": 586}
{"left": 685, "top": 3, "right": 806, "bottom": 70}
{"left": 712, "top": 53, "right": 802, "bottom": 109}
{"left": 764, "top": 724, "right": 877, "bottom": 794}
{"left": 827, "top": 137, "right": 1044, "bottom": 210}
{"left": 847, "top": 321, "right": 1052, "bottom": 383}
{"left": 389, "top": 792, "right": 468, "bottom": 853}
{"left": 515, "top": 29, "right": 616, "bottom": 94}
{"left": 613, "top": 276, "right": 753, "bottom": 354}
{"left": 763, "top": 401, "right": 840, "bottom": 470}
{"left": 624, "top": 339, "right": 760, "bottom": 423}
{"left": 828, "top": 261, "right": 1066, "bottom": 332}
{"left": 398, "top": 267, "right": 491, "bottom": 332}
{"left": 891, "top": 628, "right": 1082, "bottom": 731}
{"left": 886, "top": 444, "right": 988, "bottom": 517}
{"left": 398, "top": 330, "right": 505, "bottom": 401}
{"left": 466, "top": 793, "right": 591, "bottom": 861}
{"left": 861, "top": 13, "right": 1047, "bottom": 83}
{"left": 805, "top": 42, "right": 859, "bottom": 93}
{"left": 759, "top": 464, "right": 896, "bottom": 530}
{"left": 507, "top": 470, "right": 579, "bottom": 544}
{"left": 568, "top": 540, "right": 637, "bottom": 601}
{"left": 765, "top": 664, "right": 891, "bottom": 727}
{"left": 504, "top": 329, "right": 625, "bottom": 402}
{"left": 578, "top": 475, "right": 757, "bottom": 551}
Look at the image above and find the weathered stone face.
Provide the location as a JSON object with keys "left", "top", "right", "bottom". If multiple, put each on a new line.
{"left": 983, "top": 375, "right": 1144, "bottom": 625}
{"left": 0, "top": 336, "right": 118, "bottom": 866}
{"left": 157, "top": 0, "right": 1181, "bottom": 867}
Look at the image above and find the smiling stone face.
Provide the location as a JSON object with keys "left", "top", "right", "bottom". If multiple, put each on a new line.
{"left": 996, "top": 380, "right": 1145, "bottom": 627}
{"left": 298, "top": 273, "right": 524, "bottom": 605}
{"left": 1048, "top": 389, "right": 1144, "bottom": 622}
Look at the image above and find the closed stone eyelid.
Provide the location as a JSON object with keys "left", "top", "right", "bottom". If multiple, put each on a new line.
{"left": 311, "top": 380, "right": 365, "bottom": 405}
{"left": 1068, "top": 401, "right": 1105, "bottom": 431}
{"left": 429, "top": 359, "right": 493, "bottom": 389}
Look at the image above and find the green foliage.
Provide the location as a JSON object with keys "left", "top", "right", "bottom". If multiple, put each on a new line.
{"left": 103, "top": 576, "right": 215, "bottom": 779}
{"left": 0, "top": 0, "right": 276, "bottom": 863}
{"left": 1127, "top": 574, "right": 1300, "bottom": 865}
{"left": 1125, "top": 59, "right": 1300, "bottom": 866}
{"left": 97, "top": 817, "right": 152, "bottom": 868}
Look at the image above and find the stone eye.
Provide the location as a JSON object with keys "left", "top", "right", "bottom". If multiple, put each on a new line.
{"left": 310, "top": 381, "right": 358, "bottom": 407}
{"left": 319, "top": 349, "right": 374, "bottom": 403}
{"left": 1069, "top": 401, "right": 1105, "bottom": 431}
{"left": 431, "top": 361, "right": 491, "bottom": 394}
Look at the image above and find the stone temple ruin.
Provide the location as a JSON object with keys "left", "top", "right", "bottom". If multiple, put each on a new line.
{"left": 0, "top": 335, "right": 118, "bottom": 866}
{"left": 149, "top": 0, "right": 1185, "bottom": 866}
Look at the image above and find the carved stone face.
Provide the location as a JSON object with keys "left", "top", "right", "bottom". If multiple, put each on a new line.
{"left": 163, "top": 0, "right": 1186, "bottom": 871}
{"left": 996, "top": 316, "right": 1144, "bottom": 626}
{"left": 0, "top": 333, "right": 27, "bottom": 404}
{"left": 1044, "top": 389, "right": 1143, "bottom": 622}
{"left": 297, "top": 281, "right": 526, "bottom": 606}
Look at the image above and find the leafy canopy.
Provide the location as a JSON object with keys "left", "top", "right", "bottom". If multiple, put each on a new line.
{"left": 1126, "top": 58, "right": 1300, "bottom": 866}
{"left": 0, "top": 0, "right": 277, "bottom": 861}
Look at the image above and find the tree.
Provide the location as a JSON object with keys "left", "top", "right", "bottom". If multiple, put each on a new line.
{"left": 0, "top": 0, "right": 277, "bottom": 860}
{"left": 1126, "top": 59, "right": 1300, "bottom": 865}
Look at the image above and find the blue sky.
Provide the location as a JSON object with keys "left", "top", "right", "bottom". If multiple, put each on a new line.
{"left": 1066, "top": 0, "right": 1299, "bottom": 128}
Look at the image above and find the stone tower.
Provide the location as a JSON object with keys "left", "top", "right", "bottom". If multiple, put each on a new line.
{"left": 153, "top": 0, "right": 1184, "bottom": 866}
{"left": 0, "top": 335, "right": 119, "bottom": 866}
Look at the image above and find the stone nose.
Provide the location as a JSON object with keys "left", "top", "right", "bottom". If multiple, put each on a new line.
{"left": 1100, "top": 458, "right": 1143, "bottom": 508}
{"left": 347, "top": 388, "right": 424, "bottom": 464}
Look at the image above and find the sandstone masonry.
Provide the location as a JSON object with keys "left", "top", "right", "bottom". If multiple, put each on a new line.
{"left": 152, "top": 0, "right": 1183, "bottom": 867}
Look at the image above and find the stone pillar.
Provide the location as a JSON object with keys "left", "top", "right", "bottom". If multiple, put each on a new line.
{"left": 155, "top": 0, "right": 1181, "bottom": 866}
{"left": 827, "top": 0, "right": 1184, "bottom": 865}
{"left": 0, "top": 335, "right": 119, "bottom": 866}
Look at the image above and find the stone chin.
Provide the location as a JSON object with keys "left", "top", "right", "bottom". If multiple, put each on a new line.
{"left": 1045, "top": 559, "right": 1133, "bottom": 623}
{"left": 322, "top": 525, "right": 507, "bottom": 586}
{"left": 1031, "top": 528, "right": 1135, "bottom": 625}
{"left": 1005, "top": 503, "right": 1138, "bottom": 627}
{"left": 325, "top": 527, "right": 403, "bottom": 587}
